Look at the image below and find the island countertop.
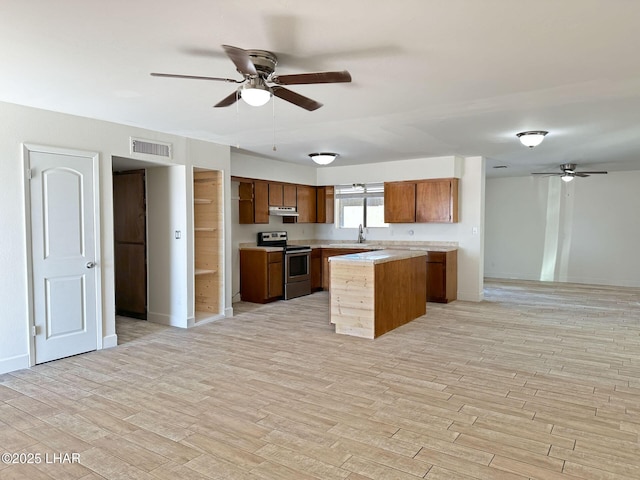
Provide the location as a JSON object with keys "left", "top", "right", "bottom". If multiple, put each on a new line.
{"left": 328, "top": 249, "right": 427, "bottom": 265}
{"left": 330, "top": 249, "right": 426, "bottom": 338}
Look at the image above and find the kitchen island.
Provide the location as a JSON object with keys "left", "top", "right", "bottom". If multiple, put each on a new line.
{"left": 329, "top": 249, "right": 427, "bottom": 338}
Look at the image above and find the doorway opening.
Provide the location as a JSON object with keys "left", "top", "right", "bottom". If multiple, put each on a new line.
{"left": 113, "top": 169, "right": 147, "bottom": 319}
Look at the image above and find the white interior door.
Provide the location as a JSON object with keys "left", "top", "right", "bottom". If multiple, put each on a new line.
{"left": 27, "top": 147, "right": 100, "bottom": 364}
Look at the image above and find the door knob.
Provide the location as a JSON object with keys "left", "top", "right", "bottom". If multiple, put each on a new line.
{"left": 86, "top": 261, "right": 96, "bottom": 269}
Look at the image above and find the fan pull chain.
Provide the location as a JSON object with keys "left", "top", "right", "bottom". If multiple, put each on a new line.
{"left": 235, "top": 90, "right": 240, "bottom": 149}
{"left": 272, "top": 95, "right": 277, "bottom": 151}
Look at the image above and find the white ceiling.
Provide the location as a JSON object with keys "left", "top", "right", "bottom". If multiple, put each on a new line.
{"left": 2, "top": 0, "right": 640, "bottom": 177}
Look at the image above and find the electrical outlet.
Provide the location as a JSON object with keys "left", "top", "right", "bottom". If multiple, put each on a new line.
{"left": 175, "top": 230, "right": 181, "bottom": 239}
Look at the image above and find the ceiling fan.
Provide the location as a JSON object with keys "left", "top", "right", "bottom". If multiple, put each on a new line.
{"left": 151, "top": 44, "right": 351, "bottom": 111}
{"left": 532, "top": 163, "right": 608, "bottom": 182}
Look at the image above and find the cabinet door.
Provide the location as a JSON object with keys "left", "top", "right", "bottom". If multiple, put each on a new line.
{"left": 310, "top": 249, "right": 322, "bottom": 291}
{"left": 238, "top": 182, "right": 255, "bottom": 224}
{"left": 240, "top": 250, "right": 268, "bottom": 303}
{"left": 283, "top": 184, "right": 297, "bottom": 207}
{"left": 416, "top": 179, "right": 458, "bottom": 223}
{"left": 254, "top": 181, "right": 269, "bottom": 224}
{"left": 426, "top": 260, "right": 446, "bottom": 302}
{"left": 296, "top": 185, "right": 317, "bottom": 223}
{"left": 384, "top": 182, "right": 416, "bottom": 223}
{"left": 316, "top": 186, "right": 334, "bottom": 224}
{"left": 268, "top": 261, "right": 283, "bottom": 298}
{"left": 269, "top": 183, "right": 284, "bottom": 206}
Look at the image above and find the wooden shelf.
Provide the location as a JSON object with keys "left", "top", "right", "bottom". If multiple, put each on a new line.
{"left": 194, "top": 170, "right": 222, "bottom": 317}
{"left": 195, "top": 268, "right": 216, "bottom": 276}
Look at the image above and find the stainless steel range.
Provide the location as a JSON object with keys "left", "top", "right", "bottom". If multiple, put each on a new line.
{"left": 257, "top": 231, "right": 311, "bottom": 300}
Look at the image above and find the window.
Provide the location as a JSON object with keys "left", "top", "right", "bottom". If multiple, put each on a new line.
{"left": 335, "top": 183, "right": 388, "bottom": 228}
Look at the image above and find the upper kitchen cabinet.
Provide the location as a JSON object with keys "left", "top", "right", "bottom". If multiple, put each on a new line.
{"left": 238, "top": 180, "right": 269, "bottom": 224}
{"left": 297, "top": 185, "right": 317, "bottom": 223}
{"left": 384, "top": 182, "right": 416, "bottom": 223}
{"left": 285, "top": 184, "right": 317, "bottom": 223}
{"left": 268, "top": 182, "right": 297, "bottom": 207}
{"left": 316, "top": 186, "right": 334, "bottom": 224}
{"left": 384, "top": 178, "right": 459, "bottom": 224}
{"left": 416, "top": 178, "right": 458, "bottom": 223}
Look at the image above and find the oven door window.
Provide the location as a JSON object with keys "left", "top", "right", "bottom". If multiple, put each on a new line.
{"left": 288, "top": 254, "right": 309, "bottom": 278}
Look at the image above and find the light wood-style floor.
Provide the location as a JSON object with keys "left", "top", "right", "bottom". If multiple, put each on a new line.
{"left": 2, "top": 279, "right": 640, "bottom": 479}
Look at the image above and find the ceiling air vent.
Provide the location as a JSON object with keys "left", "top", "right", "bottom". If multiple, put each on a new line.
{"left": 130, "top": 137, "right": 172, "bottom": 159}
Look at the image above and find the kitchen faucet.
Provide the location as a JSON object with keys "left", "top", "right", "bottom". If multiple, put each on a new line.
{"left": 357, "top": 224, "right": 366, "bottom": 243}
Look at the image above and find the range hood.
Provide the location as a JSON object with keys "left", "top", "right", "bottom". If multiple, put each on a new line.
{"left": 269, "top": 206, "right": 299, "bottom": 217}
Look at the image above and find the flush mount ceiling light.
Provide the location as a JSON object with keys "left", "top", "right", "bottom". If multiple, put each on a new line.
{"left": 309, "top": 152, "right": 338, "bottom": 165}
{"left": 241, "top": 77, "right": 271, "bottom": 107}
{"left": 516, "top": 130, "right": 548, "bottom": 148}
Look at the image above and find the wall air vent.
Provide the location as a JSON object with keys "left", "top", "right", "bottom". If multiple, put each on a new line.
{"left": 130, "top": 137, "right": 172, "bottom": 159}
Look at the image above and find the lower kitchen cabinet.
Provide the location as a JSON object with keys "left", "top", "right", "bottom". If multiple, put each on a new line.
{"left": 426, "top": 250, "right": 457, "bottom": 303}
{"left": 310, "top": 248, "right": 322, "bottom": 291}
{"left": 240, "top": 250, "right": 283, "bottom": 303}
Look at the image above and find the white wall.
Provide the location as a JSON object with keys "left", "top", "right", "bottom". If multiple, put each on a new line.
{"left": 147, "top": 166, "right": 188, "bottom": 326}
{"left": 0, "top": 101, "right": 231, "bottom": 374}
{"left": 232, "top": 151, "right": 317, "bottom": 185}
{"left": 485, "top": 171, "right": 640, "bottom": 287}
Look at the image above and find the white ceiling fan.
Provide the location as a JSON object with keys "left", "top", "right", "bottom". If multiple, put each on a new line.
{"left": 532, "top": 163, "right": 608, "bottom": 182}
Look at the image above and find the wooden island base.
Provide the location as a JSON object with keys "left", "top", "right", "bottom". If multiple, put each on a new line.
{"left": 329, "top": 250, "right": 427, "bottom": 338}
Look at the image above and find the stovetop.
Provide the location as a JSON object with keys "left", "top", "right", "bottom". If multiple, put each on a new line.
{"left": 257, "top": 231, "right": 310, "bottom": 252}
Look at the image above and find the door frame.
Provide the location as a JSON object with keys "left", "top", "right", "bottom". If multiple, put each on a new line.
{"left": 22, "top": 143, "right": 103, "bottom": 367}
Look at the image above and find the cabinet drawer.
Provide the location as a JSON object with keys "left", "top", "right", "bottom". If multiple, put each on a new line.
{"left": 268, "top": 251, "right": 283, "bottom": 263}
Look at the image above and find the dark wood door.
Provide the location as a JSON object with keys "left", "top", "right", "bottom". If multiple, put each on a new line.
{"left": 113, "top": 170, "right": 147, "bottom": 319}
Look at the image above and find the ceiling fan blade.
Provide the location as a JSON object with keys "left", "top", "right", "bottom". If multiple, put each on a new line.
{"left": 222, "top": 45, "right": 257, "bottom": 76}
{"left": 271, "top": 70, "right": 352, "bottom": 85}
{"left": 150, "top": 72, "right": 241, "bottom": 83}
{"left": 272, "top": 86, "right": 322, "bottom": 111}
{"left": 576, "top": 171, "right": 608, "bottom": 175}
{"left": 213, "top": 90, "right": 240, "bottom": 108}
{"left": 575, "top": 173, "right": 590, "bottom": 177}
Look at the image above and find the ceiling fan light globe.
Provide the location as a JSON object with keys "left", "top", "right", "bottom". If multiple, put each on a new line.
{"left": 517, "top": 131, "right": 548, "bottom": 148}
{"left": 561, "top": 173, "right": 574, "bottom": 182}
{"left": 309, "top": 152, "right": 338, "bottom": 165}
{"left": 241, "top": 86, "right": 271, "bottom": 107}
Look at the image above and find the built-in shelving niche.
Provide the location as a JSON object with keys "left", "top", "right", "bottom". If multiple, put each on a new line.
{"left": 193, "top": 169, "right": 223, "bottom": 323}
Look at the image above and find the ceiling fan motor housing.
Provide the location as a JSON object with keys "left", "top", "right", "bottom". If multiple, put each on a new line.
{"left": 246, "top": 50, "right": 278, "bottom": 77}
{"left": 560, "top": 163, "right": 576, "bottom": 172}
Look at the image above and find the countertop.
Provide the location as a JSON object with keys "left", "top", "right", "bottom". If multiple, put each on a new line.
{"left": 328, "top": 249, "right": 427, "bottom": 265}
{"left": 237, "top": 246, "right": 284, "bottom": 252}
{"left": 239, "top": 240, "right": 458, "bottom": 252}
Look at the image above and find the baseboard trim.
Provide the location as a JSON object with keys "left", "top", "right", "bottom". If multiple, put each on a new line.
{"left": 102, "top": 334, "right": 118, "bottom": 349}
{"left": 147, "top": 312, "right": 187, "bottom": 328}
{"left": 225, "top": 306, "right": 233, "bottom": 317}
{"left": 0, "top": 354, "right": 30, "bottom": 375}
{"left": 457, "top": 290, "right": 484, "bottom": 302}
